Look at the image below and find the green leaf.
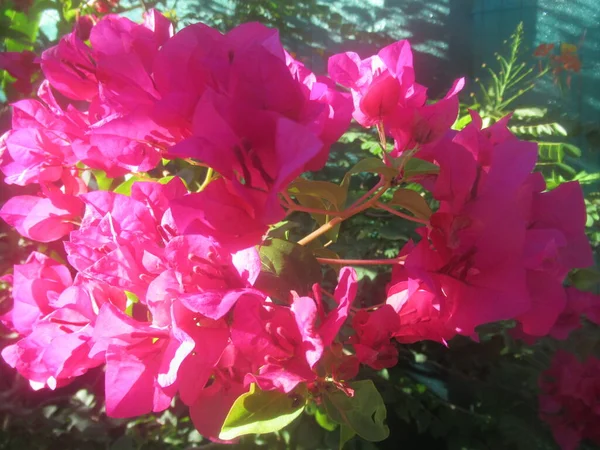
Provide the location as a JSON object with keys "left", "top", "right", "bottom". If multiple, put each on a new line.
{"left": 341, "top": 157, "right": 397, "bottom": 189}
{"left": 219, "top": 384, "right": 306, "bottom": 440}
{"left": 390, "top": 188, "right": 432, "bottom": 219}
{"left": 322, "top": 380, "right": 390, "bottom": 442}
{"left": 315, "top": 407, "right": 338, "bottom": 432}
{"left": 289, "top": 178, "right": 347, "bottom": 209}
{"left": 92, "top": 170, "right": 114, "bottom": 191}
{"left": 570, "top": 268, "right": 600, "bottom": 291}
{"left": 157, "top": 175, "right": 176, "bottom": 185}
{"left": 254, "top": 238, "right": 322, "bottom": 300}
{"left": 538, "top": 142, "right": 582, "bottom": 162}
{"left": 2, "top": 9, "right": 41, "bottom": 52}
{"left": 452, "top": 113, "right": 473, "bottom": 130}
{"left": 574, "top": 171, "right": 600, "bottom": 185}
{"left": 124, "top": 291, "right": 139, "bottom": 317}
{"left": 288, "top": 178, "right": 347, "bottom": 242}
{"left": 114, "top": 175, "right": 147, "bottom": 195}
{"left": 402, "top": 157, "right": 440, "bottom": 178}
{"left": 339, "top": 425, "right": 356, "bottom": 450}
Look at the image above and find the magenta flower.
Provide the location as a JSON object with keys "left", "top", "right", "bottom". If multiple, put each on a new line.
{"left": 539, "top": 351, "right": 600, "bottom": 450}
{"left": 0, "top": 51, "right": 40, "bottom": 96}
{"left": 231, "top": 267, "right": 357, "bottom": 392}
{"left": 0, "top": 191, "right": 83, "bottom": 242}
{"left": 328, "top": 40, "right": 463, "bottom": 153}
{"left": 41, "top": 32, "right": 98, "bottom": 101}
{"left": 2, "top": 269, "right": 127, "bottom": 390}
{"left": 3, "top": 252, "right": 72, "bottom": 335}
{"left": 167, "top": 178, "right": 268, "bottom": 251}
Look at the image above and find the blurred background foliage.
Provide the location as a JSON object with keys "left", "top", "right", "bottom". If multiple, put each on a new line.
{"left": 1, "top": 0, "right": 599, "bottom": 449}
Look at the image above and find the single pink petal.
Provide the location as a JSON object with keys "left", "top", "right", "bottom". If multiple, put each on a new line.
{"left": 291, "top": 296, "right": 323, "bottom": 368}
{"left": 320, "top": 266, "right": 357, "bottom": 346}
{"left": 327, "top": 52, "right": 363, "bottom": 88}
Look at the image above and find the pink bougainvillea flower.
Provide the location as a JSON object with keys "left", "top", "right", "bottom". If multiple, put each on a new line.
{"left": 74, "top": 15, "right": 96, "bottom": 41}
{"left": 231, "top": 267, "right": 356, "bottom": 392}
{"left": 397, "top": 116, "right": 541, "bottom": 337}
{"left": 526, "top": 181, "right": 594, "bottom": 278}
{"left": 285, "top": 50, "right": 353, "bottom": 171}
{"left": 91, "top": 290, "right": 229, "bottom": 417}
{"left": 90, "top": 14, "right": 169, "bottom": 112}
{"left": 328, "top": 40, "right": 463, "bottom": 153}
{"left": 349, "top": 305, "right": 400, "bottom": 370}
{"left": 2, "top": 252, "right": 72, "bottom": 335}
{"left": 549, "top": 288, "right": 600, "bottom": 339}
{"left": 0, "top": 191, "right": 83, "bottom": 242}
{"left": 328, "top": 40, "right": 424, "bottom": 127}
{"left": 41, "top": 32, "right": 98, "bottom": 101}
{"left": 515, "top": 179, "right": 593, "bottom": 336}
{"left": 170, "top": 90, "right": 322, "bottom": 224}
{"left": 1, "top": 81, "right": 87, "bottom": 187}
{"left": 157, "top": 22, "right": 350, "bottom": 222}
{"left": 188, "top": 344, "right": 251, "bottom": 441}
{"left": 539, "top": 351, "right": 600, "bottom": 450}
{"left": 167, "top": 178, "right": 267, "bottom": 251}
{"left": 2, "top": 272, "right": 127, "bottom": 390}
{"left": 388, "top": 77, "right": 465, "bottom": 155}
{"left": 0, "top": 51, "right": 40, "bottom": 96}
{"left": 385, "top": 264, "right": 456, "bottom": 345}
{"left": 151, "top": 234, "right": 261, "bottom": 320}
{"left": 82, "top": 110, "right": 174, "bottom": 176}
{"left": 231, "top": 292, "right": 318, "bottom": 393}
{"left": 513, "top": 287, "right": 600, "bottom": 343}
{"left": 65, "top": 181, "right": 188, "bottom": 297}
{"left": 90, "top": 303, "right": 177, "bottom": 417}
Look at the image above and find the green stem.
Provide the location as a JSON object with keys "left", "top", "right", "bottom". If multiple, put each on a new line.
{"left": 198, "top": 167, "right": 214, "bottom": 192}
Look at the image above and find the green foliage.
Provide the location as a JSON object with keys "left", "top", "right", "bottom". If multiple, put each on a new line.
{"left": 322, "top": 380, "right": 390, "bottom": 445}
{"left": 288, "top": 178, "right": 347, "bottom": 242}
{"left": 471, "top": 22, "right": 539, "bottom": 117}
{"left": 219, "top": 384, "right": 307, "bottom": 441}
{"left": 340, "top": 157, "right": 397, "bottom": 187}
{"left": 455, "top": 22, "right": 600, "bottom": 252}
{"left": 254, "top": 238, "right": 322, "bottom": 300}
{"left": 389, "top": 188, "right": 432, "bottom": 220}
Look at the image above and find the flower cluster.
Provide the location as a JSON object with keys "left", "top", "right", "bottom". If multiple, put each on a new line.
{"left": 539, "top": 351, "right": 600, "bottom": 450}
{"left": 0, "top": 10, "right": 597, "bottom": 445}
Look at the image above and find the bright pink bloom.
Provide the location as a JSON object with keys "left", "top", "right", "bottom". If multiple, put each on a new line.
{"left": 188, "top": 344, "right": 250, "bottom": 441}
{"left": 90, "top": 268, "right": 231, "bottom": 417}
{"left": 1, "top": 81, "right": 87, "bottom": 186}
{"left": 513, "top": 288, "right": 600, "bottom": 343}
{"left": 167, "top": 178, "right": 268, "bottom": 251}
{"left": 2, "top": 252, "right": 72, "bottom": 335}
{"left": 0, "top": 191, "right": 83, "bottom": 242}
{"left": 516, "top": 179, "right": 593, "bottom": 336}
{"left": 539, "top": 351, "right": 600, "bottom": 450}
{"left": 0, "top": 51, "right": 40, "bottom": 96}
{"left": 157, "top": 22, "right": 349, "bottom": 222}
{"left": 149, "top": 234, "right": 261, "bottom": 320}
{"left": 65, "top": 180, "right": 186, "bottom": 296}
{"left": 1, "top": 268, "right": 126, "bottom": 390}
{"left": 41, "top": 32, "right": 98, "bottom": 101}
{"left": 170, "top": 90, "right": 322, "bottom": 223}
{"left": 231, "top": 267, "right": 356, "bottom": 392}
{"left": 285, "top": 51, "right": 352, "bottom": 170}
{"left": 74, "top": 15, "right": 96, "bottom": 41}
{"left": 328, "top": 40, "right": 463, "bottom": 153}
{"left": 399, "top": 116, "right": 539, "bottom": 337}
{"left": 349, "top": 305, "right": 400, "bottom": 370}
{"left": 90, "top": 14, "right": 169, "bottom": 112}
{"left": 386, "top": 264, "right": 455, "bottom": 345}
{"left": 526, "top": 181, "right": 594, "bottom": 278}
